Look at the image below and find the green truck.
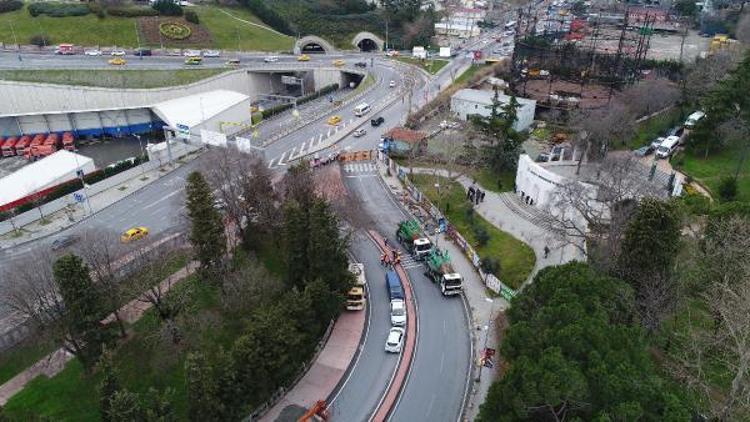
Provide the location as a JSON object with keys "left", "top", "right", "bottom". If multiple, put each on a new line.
{"left": 424, "top": 248, "right": 463, "bottom": 296}
{"left": 396, "top": 220, "right": 432, "bottom": 260}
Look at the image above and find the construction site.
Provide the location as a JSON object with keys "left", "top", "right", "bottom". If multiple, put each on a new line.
{"left": 508, "top": 4, "right": 684, "bottom": 111}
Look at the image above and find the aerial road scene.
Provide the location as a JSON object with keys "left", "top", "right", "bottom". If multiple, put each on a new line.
{"left": 0, "top": 0, "right": 747, "bottom": 420}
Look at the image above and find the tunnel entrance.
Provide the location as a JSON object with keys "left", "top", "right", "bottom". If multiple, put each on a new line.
{"left": 301, "top": 43, "right": 326, "bottom": 54}
{"left": 357, "top": 38, "right": 378, "bottom": 52}
{"left": 342, "top": 72, "right": 364, "bottom": 90}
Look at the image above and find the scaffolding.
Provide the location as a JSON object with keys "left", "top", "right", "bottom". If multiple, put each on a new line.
{"left": 509, "top": 6, "right": 655, "bottom": 110}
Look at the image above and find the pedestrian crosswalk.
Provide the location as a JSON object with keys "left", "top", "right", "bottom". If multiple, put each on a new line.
{"left": 400, "top": 254, "right": 422, "bottom": 270}
{"left": 343, "top": 162, "right": 377, "bottom": 176}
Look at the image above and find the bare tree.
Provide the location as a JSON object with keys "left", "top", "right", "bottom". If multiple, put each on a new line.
{"left": 569, "top": 100, "right": 637, "bottom": 167}
{"left": 673, "top": 216, "right": 750, "bottom": 421}
{"left": 620, "top": 79, "right": 680, "bottom": 119}
{"left": 73, "top": 228, "right": 128, "bottom": 338}
{"left": 735, "top": 12, "right": 750, "bottom": 44}
{"left": 220, "top": 257, "right": 281, "bottom": 317}
{"left": 128, "top": 246, "right": 190, "bottom": 344}
{"left": 544, "top": 154, "right": 661, "bottom": 269}
{"left": 682, "top": 49, "right": 743, "bottom": 103}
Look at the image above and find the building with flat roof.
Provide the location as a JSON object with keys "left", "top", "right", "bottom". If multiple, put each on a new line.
{"left": 450, "top": 89, "right": 537, "bottom": 131}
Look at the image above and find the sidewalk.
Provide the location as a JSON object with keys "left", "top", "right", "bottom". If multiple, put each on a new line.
{"left": 258, "top": 310, "right": 365, "bottom": 422}
{"left": 0, "top": 262, "right": 198, "bottom": 406}
{"left": 407, "top": 167, "right": 585, "bottom": 282}
{"left": 0, "top": 152, "right": 200, "bottom": 249}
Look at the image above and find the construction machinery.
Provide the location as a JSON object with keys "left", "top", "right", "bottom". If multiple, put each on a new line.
{"left": 424, "top": 248, "right": 463, "bottom": 296}
{"left": 396, "top": 220, "right": 432, "bottom": 260}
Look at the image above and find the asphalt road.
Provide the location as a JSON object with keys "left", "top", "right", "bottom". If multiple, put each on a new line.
{"left": 0, "top": 29, "right": 509, "bottom": 418}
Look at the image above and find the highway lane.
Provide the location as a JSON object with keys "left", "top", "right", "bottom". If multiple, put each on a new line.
{"left": 340, "top": 165, "right": 471, "bottom": 422}
{"left": 327, "top": 231, "right": 399, "bottom": 421}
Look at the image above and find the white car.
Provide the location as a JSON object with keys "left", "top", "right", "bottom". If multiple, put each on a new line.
{"left": 110, "top": 49, "right": 126, "bottom": 56}
{"left": 440, "top": 120, "right": 459, "bottom": 129}
{"left": 385, "top": 327, "right": 405, "bottom": 353}
{"left": 389, "top": 80, "right": 396, "bottom": 88}
{"left": 166, "top": 49, "right": 182, "bottom": 56}
{"left": 84, "top": 49, "right": 102, "bottom": 56}
{"left": 264, "top": 56, "right": 279, "bottom": 63}
{"left": 390, "top": 299, "right": 406, "bottom": 327}
{"left": 352, "top": 128, "right": 366, "bottom": 138}
{"left": 202, "top": 50, "right": 220, "bottom": 58}
{"left": 183, "top": 49, "right": 201, "bottom": 57}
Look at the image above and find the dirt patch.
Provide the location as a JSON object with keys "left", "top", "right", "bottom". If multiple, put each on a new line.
{"left": 138, "top": 16, "right": 213, "bottom": 48}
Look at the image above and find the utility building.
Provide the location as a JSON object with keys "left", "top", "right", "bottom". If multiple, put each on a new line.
{"left": 450, "top": 89, "right": 536, "bottom": 132}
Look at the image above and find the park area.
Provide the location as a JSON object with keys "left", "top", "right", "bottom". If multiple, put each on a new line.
{"left": 394, "top": 56, "right": 449, "bottom": 75}
{"left": 409, "top": 174, "right": 535, "bottom": 289}
{"left": 0, "top": 68, "right": 227, "bottom": 88}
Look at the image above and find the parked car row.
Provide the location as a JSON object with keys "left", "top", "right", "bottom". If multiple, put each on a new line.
{"left": 633, "top": 110, "right": 704, "bottom": 159}
{"left": 61, "top": 45, "right": 221, "bottom": 58}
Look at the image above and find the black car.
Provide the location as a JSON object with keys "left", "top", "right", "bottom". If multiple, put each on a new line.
{"left": 134, "top": 48, "right": 152, "bottom": 57}
{"left": 371, "top": 116, "right": 385, "bottom": 127}
{"left": 354, "top": 62, "right": 367, "bottom": 68}
{"left": 51, "top": 234, "right": 79, "bottom": 251}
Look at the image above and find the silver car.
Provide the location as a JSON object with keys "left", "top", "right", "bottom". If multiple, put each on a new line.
{"left": 385, "top": 327, "right": 405, "bottom": 353}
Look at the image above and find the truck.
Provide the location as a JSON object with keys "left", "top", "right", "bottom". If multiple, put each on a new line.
{"left": 424, "top": 248, "right": 463, "bottom": 296}
{"left": 396, "top": 220, "right": 432, "bottom": 260}
{"left": 14, "top": 135, "right": 31, "bottom": 155}
{"left": 62, "top": 132, "right": 75, "bottom": 151}
{"left": 346, "top": 262, "right": 367, "bottom": 311}
{"left": 385, "top": 270, "right": 404, "bottom": 301}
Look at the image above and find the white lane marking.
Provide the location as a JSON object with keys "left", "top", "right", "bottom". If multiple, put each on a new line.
{"left": 277, "top": 151, "right": 288, "bottom": 166}
{"left": 267, "top": 158, "right": 277, "bottom": 168}
{"left": 440, "top": 352, "right": 445, "bottom": 374}
{"left": 141, "top": 189, "right": 182, "bottom": 210}
{"left": 299, "top": 141, "right": 307, "bottom": 153}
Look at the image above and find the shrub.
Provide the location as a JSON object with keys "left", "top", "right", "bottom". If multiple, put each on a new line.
{"left": 480, "top": 257, "right": 500, "bottom": 276}
{"left": 106, "top": 6, "right": 158, "bottom": 17}
{"left": 718, "top": 176, "right": 738, "bottom": 202}
{"left": 29, "top": 33, "right": 52, "bottom": 47}
{"left": 151, "top": 0, "right": 182, "bottom": 16}
{"left": 159, "top": 22, "right": 191, "bottom": 40}
{"left": 474, "top": 225, "right": 490, "bottom": 247}
{"left": 0, "top": 0, "right": 23, "bottom": 14}
{"left": 681, "top": 192, "right": 711, "bottom": 216}
{"left": 28, "top": 2, "right": 90, "bottom": 17}
{"left": 184, "top": 9, "right": 199, "bottom": 24}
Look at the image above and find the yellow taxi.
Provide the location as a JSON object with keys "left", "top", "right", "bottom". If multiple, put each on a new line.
{"left": 327, "top": 115, "right": 342, "bottom": 125}
{"left": 333, "top": 59, "right": 345, "bottom": 67}
{"left": 185, "top": 56, "right": 203, "bottom": 65}
{"left": 297, "top": 54, "right": 310, "bottom": 61}
{"left": 108, "top": 57, "right": 127, "bottom": 66}
{"left": 121, "top": 226, "right": 149, "bottom": 243}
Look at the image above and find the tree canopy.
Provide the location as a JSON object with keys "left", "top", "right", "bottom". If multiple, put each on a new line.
{"left": 478, "top": 262, "right": 689, "bottom": 421}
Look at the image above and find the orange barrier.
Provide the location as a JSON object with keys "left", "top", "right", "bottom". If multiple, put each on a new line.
{"left": 338, "top": 150, "right": 373, "bottom": 162}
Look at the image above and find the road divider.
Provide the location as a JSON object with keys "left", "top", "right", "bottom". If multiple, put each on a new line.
{"left": 368, "top": 229, "right": 418, "bottom": 421}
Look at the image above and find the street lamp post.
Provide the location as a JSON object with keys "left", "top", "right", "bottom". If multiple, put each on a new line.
{"left": 134, "top": 134, "right": 147, "bottom": 179}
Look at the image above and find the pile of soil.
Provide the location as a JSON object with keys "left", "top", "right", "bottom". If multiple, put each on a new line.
{"left": 138, "top": 16, "right": 213, "bottom": 48}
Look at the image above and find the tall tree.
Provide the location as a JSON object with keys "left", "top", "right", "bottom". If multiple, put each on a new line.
{"left": 616, "top": 198, "right": 682, "bottom": 333}
{"left": 98, "top": 349, "right": 121, "bottom": 422}
{"left": 185, "top": 352, "right": 227, "bottom": 421}
{"left": 185, "top": 171, "right": 226, "bottom": 281}
{"left": 53, "top": 253, "right": 109, "bottom": 371}
{"left": 478, "top": 262, "right": 689, "bottom": 421}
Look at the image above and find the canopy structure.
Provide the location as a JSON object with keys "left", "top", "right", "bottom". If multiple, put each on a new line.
{"left": 0, "top": 150, "right": 95, "bottom": 210}
{"left": 151, "top": 90, "right": 250, "bottom": 131}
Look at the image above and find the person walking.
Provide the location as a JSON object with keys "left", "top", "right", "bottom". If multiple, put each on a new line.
{"left": 481, "top": 190, "right": 486, "bottom": 202}
{"left": 543, "top": 246, "right": 550, "bottom": 258}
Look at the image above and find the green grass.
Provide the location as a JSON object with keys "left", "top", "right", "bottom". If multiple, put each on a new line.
{"left": 674, "top": 144, "right": 750, "bottom": 202}
{"left": 617, "top": 108, "right": 683, "bottom": 151}
{"left": 410, "top": 174, "right": 535, "bottom": 289}
{"left": 0, "top": 338, "right": 57, "bottom": 386}
{"left": 193, "top": 6, "right": 293, "bottom": 52}
{"left": 471, "top": 167, "right": 515, "bottom": 194}
{"left": 0, "top": 6, "right": 291, "bottom": 51}
{"left": 0, "top": 68, "right": 227, "bottom": 88}
{"left": 453, "top": 64, "right": 489, "bottom": 86}
{"left": 394, "top": 57, "right": 450, "bottom": 75}
{"left": 0, "top": 9, "right": 138, "bottom": 47}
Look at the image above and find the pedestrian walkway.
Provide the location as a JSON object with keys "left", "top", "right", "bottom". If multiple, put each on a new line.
{"left": 0, "top": 152, "right": 200, "bottom": 249}
{"left": 0, "top": 262, "right": 198, "bottom": 406}
{"left": 258, "top": 310, "right": 365, "bottom": 422}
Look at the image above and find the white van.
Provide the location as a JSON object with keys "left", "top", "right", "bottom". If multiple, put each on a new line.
{"left": 354, "top": 103, "right": 371, "bottom": 117}
{"left": 656, "top": 135, "right": 680, "bottom": 159}
{"left": 684, "top": 111, "right": 705, "bottom": 128}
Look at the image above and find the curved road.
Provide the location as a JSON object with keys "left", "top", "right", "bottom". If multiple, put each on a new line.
{"left": 0, "top": 30, "right": 506, "bottom": 418}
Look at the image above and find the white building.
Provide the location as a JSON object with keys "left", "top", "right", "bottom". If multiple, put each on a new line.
{"left": 435, "top": 20, "right": 482, "bottom": 38}
{"left": 450, "top": 89, "right": 537, "bottom": 132}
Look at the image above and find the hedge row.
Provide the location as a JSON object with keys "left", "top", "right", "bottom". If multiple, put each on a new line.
{"left": 106, "top": 6, "right": 158, "bottom": 17}
{"left": 28, "top": 2, "right": 90, "bottom": 17}
{"left": 0, "top": 0, "right": 22, "bottom": 14}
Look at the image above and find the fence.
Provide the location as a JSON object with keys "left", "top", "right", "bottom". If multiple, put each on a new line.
{"left": 0, "top": 143, "right": 199, "bottom": 237}
{"left": 387, "top": 158, "right": 517, "bottom": 302}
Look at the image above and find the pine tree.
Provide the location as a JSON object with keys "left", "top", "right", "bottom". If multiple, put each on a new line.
{"left": 185, "top": 171, "right": 227, "bottom": 281}
{"left": 107, "top": 390, "right": 142, "bottom": 422}
{"left": 53, "top": 254, "right": 108, "bottom": 371}
{"left": 143, "top": 387, "right": 177, "bottom": 422}
{"left": 185, "top": 352, "right": 226, "bottom": 421}
{"left": 98, "top": 349, "right": 120, "bottom": 422}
